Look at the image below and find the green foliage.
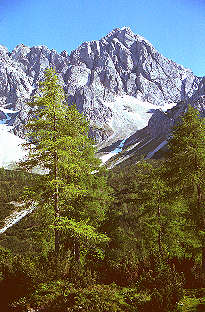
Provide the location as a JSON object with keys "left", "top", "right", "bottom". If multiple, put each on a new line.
{"left": 0, "top": 100, "right": 204, "bottom": 311}
{"left": 178, "top": 289, "right": 205, "bottom": 312}
{"left": 161, "top": 105, "right": 205, "bottom": 279}
{"left": 15, "top": 281, "right": 152, "bottom": 312}
{"left": 164, "top": 105, "right": 205, "bottom": 214}
{"left": 54, "top": 217, "right": 110, "bottom": 260}
{"left": 136, "top": 258, "right": 184, "bottom": 312}
{"left": 104, "top": 160, "right": 191, "bottom": 271}
{"left": 167, "top": 105, "right": 205, "bottom": 183}
{"left": 19, "top": 67, "right": 110, "bottom": 257}
{"left": 55, "top": 217, "right": 109, "bottom": 244}
{"left": 0, "top": 246, "right": 39, "bottom": 310}
{"left": 0, "top": 168, "right": 34, "bottom": 226}
{"left": 101, "top": 106, "right": 204, "bottom": 286}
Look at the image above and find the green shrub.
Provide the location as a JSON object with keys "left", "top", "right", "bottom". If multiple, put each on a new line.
{"left": 0, "top": 248, "right": 69, "bottom": 310}
{"left": 178, "top": 289, "right": 205, "bottom": 312}
{"left": 65, "top": 284, "right": 129, "bottom": 312}
{"left": 15, "top": 281, "right": 152, "bottom": 312}
{"left": 136, "top": 259, "right": 184, "bottom": 312}
{"left": 0, "top": 247, "right": 37, "bottom": 310}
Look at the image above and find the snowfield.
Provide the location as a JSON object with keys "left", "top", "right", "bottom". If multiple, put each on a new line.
{"left": 98, "top": 94, "right": 175, "bottom": 164}
{"left": 0, "top": 96, "right": 175, "bottom": 168}
{"left": 103, "top": 94, "right": 176, "bottom": 138}
{"left": 0, "top": 124, "right": 27, "bottom": 168}
{"left": 0, "top": 202, "right": 35, "bottom": 234}
{"left": 0, "top": 107, "right": 27, "bottom": 168}
{"left": 100, "top": 139, "right": 126, "bottom": 163}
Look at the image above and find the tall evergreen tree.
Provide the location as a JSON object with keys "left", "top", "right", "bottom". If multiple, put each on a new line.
{"left": 163, "top": 105, "right": 205, "bottom": 281}
{"left": 106, "top": 162, "right": 186, "bottom": 265}
{"left": 20, "top": 68, "right": 109, "bottom": 258}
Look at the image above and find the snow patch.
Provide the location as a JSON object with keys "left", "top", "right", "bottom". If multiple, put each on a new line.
{"left": 145, "top": 140, "right": 168, "bottom": 159}
{"left": 0, "top": 203, "right": 35, "bottom": 234}
{"left": 0, "top": 106, "right": 28, "bottom": 168}
{"left": 125, "top": 141, "right": 141, "bottom": 152}
{"left": 100, "top": 139, "right": 126, "bottom": 163}
{"left": 87, "top": 42, "right": 92, "bottom": 55}
{"left": 96, "top": 41, "right": 100, "bottom": 54}
{"left": 0, "top": 124, "right": 27, "bottom": 168}
{"left": 103, "top": 95, "right": 176, "bottom": 139}
{"left": 0, "top": 107, "right": 19, "bottom": 115}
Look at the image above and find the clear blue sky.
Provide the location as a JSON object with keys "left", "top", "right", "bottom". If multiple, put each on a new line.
{"left": 0, "top": 0, "right": 204, "bottom": 77}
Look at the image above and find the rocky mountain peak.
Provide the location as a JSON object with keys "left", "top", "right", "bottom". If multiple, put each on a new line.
{"left": 103, "top": 26, "right": 135, "bottom": 39}
{"left": 0, "top": 45, "right": 9, "bottom": 59}
{"left": 0, "top": 27, "right": 204, "bottom": 145}
{"left": 103, "top": 26, "right": 150, "bottom": 47}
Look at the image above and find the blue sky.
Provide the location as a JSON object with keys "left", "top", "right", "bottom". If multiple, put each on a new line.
{"left": 0, "top": 0, "right": 204, "bottom": 76}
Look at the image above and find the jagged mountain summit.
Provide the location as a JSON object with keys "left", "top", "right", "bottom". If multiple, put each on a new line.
{"left": 0, "top": 27, "right": 204, "bottom": 166}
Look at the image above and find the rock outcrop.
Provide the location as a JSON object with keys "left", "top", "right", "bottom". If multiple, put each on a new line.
{"left": 0, "top": 27, "right": 204, "bottom": 143}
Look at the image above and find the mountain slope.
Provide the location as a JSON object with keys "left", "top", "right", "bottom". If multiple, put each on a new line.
{"left": 0, "top": 27, "right": 204, "bottom": 166}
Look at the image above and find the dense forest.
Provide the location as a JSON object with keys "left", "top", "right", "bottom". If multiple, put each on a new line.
{"left": 0, "top": 69, "right": 204, "bottom": 312}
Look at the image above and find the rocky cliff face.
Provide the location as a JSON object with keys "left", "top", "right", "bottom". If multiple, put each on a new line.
{"left": 0, "top": 27, "right": 204, "bottom": 143}
{"left": 147, "top": 94, "right": 205, "bottom": 139}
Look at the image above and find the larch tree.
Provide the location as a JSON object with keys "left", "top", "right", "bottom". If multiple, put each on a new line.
{"left": 105, "top": 161, "right": 185, "bottom": 264}
{"left": 163, "top": 105, "right": 205, "bottom": 282}
{"left": 19, "top": 68, "right": 109, "bottom": 259}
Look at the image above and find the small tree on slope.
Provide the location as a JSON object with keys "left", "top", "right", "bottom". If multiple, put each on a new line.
{"left": 19, "top": 68, "right": 109, "bottom": 260}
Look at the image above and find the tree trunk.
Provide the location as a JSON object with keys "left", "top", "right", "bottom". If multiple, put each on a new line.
{"left": 157, "top": 190, "right": 162, "bottom": 255}
{"left": 54, "top": 175, "right": 60, "bottom": 254}
{"left": 54, "top": 104, "right": 60, "bottom": 254}
{"left": 158, "top": 211, "right": 162, "bottom": 254}
{"left": 73, "top": 241, "right": 80, "bottom": 262}
{"left": 198, "top": 183, "right": 205, "bottom": 284}
{"left": 197, "top": 184, "right": 202, "bottom": 209}
{"left": 201, "top": 214, "right": 205, "bottom": 285}
{"left": 202, "top": 247, "right": 205, "bottom": 285}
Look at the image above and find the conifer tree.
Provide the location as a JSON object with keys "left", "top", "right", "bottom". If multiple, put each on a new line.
{"left": 106, "top": 162, "right": 185, "bottom": 264}
{"left": 163, "top": 105, "right": 205, "bottom": 281}
{"left": 20, "top": 68, "right": 109, "bottom": 258}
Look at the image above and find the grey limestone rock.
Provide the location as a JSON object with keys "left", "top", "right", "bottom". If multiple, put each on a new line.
{"left": 0, "top": 27, "right": 204, "bottom": 142}
{"left": 147, "top": 101, "right": 186, "bottom": 138}
{"left": 148, "top": 109, "right": 174, "bottom": 138}
{"left": 0, "top": 110, "right": 6, "bottom": 120}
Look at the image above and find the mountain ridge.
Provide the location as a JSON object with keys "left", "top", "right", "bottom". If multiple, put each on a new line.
{"left": 0, "top": 27, "right": 204, "bottom": 166}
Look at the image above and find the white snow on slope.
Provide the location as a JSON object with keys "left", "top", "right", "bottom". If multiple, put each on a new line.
{"left": 0, "top": 107, "right": 27, "bottom": 168}
{"left": 145, "top": 140, "right": 168, "bottom": 159}
{"left": 125, "top": 141, "right": 141, "bottom": 153}
{"left": 0, "top": 124, "right": 27, "bottom": 168}
{"left": 0, "top": 107, "right": 19, "bottom": 115}
{"left": 0, "top": 203, "right": 35, "bottom": 234}
{"left": 103, "top": 95, "right": 175, "bottom": 138}
{"left": 100, "top": 139, "right": 126, "bottom": 163}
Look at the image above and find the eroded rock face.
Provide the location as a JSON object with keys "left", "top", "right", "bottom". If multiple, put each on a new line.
{"left": 0, "top": 27, "right": 204, "bottom": 142}
{"left": 147, "top": 101, "right": 185, "bottom": 138}
{"left": 147, "top": 95, "right": 205, "bottom": 138}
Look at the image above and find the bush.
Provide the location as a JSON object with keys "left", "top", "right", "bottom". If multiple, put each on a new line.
{"left": 0, "top": 247, "right": 36, "bottom": 311}
{"left": 178, "top": 289, "right": 205, "bottom": 312}
{"left": 15, "top": 281, "right": 152, "bottom": 312}
{"left": 136, "top": 259, "right": 184, "bottom": 312}
{"left": 0, "top": 248, "right": 70, "bottom": 310}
